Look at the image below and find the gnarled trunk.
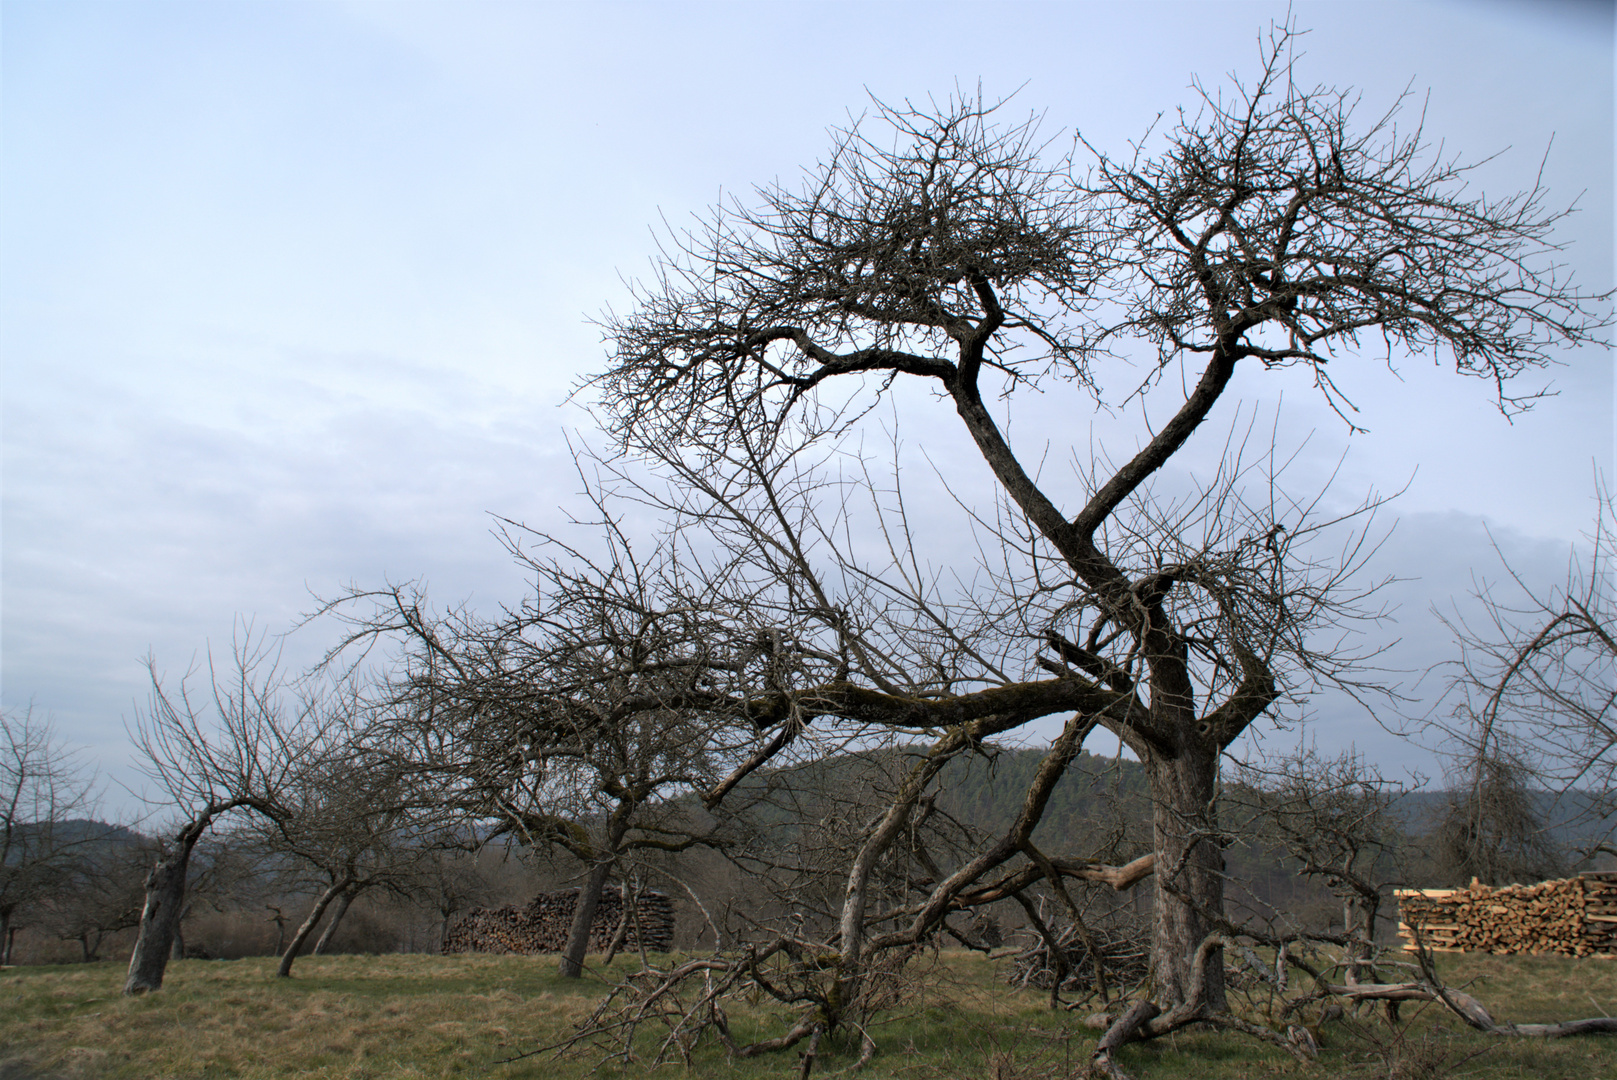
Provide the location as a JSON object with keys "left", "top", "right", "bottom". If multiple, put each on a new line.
{"left": 123, "top": 818, "right": 207, "bottom": 994}
{"left": 1146, "top": 746, "right": 1226, "bottom": 1012}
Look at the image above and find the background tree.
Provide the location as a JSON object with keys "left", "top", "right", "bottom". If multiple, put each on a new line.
{"left": 0, "top": 707, "right": 103, "bottom": 966}
{"left": 588, "top": 23, "right": 1604, "bottom": 1043}
{"left": 415, "top": 842, "right": 499, "bottom": 951}
{"left": 123, "top": 635, "right": 311, "bottom": 994}
{"left": 40, "top": 832, "right": 151, "bottom": 963}
{"left": 330, "top": 517, "right": 756, "bottom": 979}
{"left": 167, "top": 833, "right": 260, "bottom": 961}
{"left": 1433, "top": 477, "right": 1614, "bottom": 882}
{"left": 259, "top": 707, "right": 443, "bottom": 978}
{"left": 1230, "top": 748, "right": 1410, "bottom": 984}
{"left": 1432, "top": 748, "right": 1565, "bottom": 886}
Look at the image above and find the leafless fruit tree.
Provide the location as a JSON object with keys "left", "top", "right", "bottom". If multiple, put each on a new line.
{"left": 40, "top": 831, "right": 152, "bottom": 962}
{"left": 122, "top": 635, "right": 313, "bottom": 994}
{"left": 1434, "top": 478, "right": 1615, "bottom": 882}
{"left": 325, "top": 513, "right": 763, "bottom": 980}
{"left": 581, "top": 22, "right": 1604, "bottom": 1061}
{"left": 1228, "top": 748, "right": 1411, "bottom": 986}
{"left": 0, "top": 706, "right": 103, "bottom": 965}
{"left": 254, "top": 700, "right": 446, "bottom": 978}
{"left": 416, "top": 842, "right": 499, "bottom": 950}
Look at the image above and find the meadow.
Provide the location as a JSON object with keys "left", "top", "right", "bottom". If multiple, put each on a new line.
{"left": 5, "top": 951, "right": 1617, "bottom": 1079}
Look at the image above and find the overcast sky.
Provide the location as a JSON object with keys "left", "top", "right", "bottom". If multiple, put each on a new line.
{"left": 2, "top": 0, "right": 1612, "bottom": 812}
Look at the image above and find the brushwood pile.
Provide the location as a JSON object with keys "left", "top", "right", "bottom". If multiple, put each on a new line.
{"left": 442, "top": 887, "right": 675, "bottom": 955}
{"left": 1398, "top": 871, "right": 1617, "bottom": 956}
{"left": 1006, "top": 922, "right": 1150, "bottom": 996}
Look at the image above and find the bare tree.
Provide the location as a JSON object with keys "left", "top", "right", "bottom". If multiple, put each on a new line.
{"left": 168, "top": 832, "right": 259, "bottom": 961}
{"left": 122, "top": 634, "right": 311, "bottom": 994}
{"left": 1434, "top": 476, "right": 1615, "bottom": 879}
{"left": 40, "top": 832, "right": 151, "bottom": 962}
{"left": 325, "top": 517, "right": 758, "bottom": 979}
{"left": 416, "top": 842, "right": 498, "bottom": 950}
{"left": 1230, "top": 748, "right": 1411, "bottom": 985}
{"left": 583, "top": 21, "right": 1604, "bottom": 1052}
{"left": 258, "top": 706, "right": 444, "bottom": 978}
{"left": 0, "top": 707, "right": 102, "bottom": 966}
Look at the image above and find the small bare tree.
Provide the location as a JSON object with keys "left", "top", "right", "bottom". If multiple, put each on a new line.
{"left": 325, "top": 515, "right": 759, "bottom": 979}
{"left": 1435, "top": 477, "right": 1615, "bottom": 879}
{"left": 168, "top": 832, "right": 259, "bottom": 960}
{"left": 1230, "top": 748, "right": 1410, "bottom": 984}
{"left": 416, "top": 842, "right": 498, "bottom": 950}
{"left": 258, "top": 706, "right": 444, "bottom": 977}
{"left": 123, "top": 633, "right": 313, "bottom": 994}
{"left": 41, "top": 832, "right": 151, "bottom": 962}
{"left": 0, "top": 706, "right": 102, "bottom": 966}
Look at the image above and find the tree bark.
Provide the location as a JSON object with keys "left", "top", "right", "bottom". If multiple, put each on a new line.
{"left": 123, "top": 815, "right": 208, "bottom": 994}
{"left": 277, "top": 879, "right": 349, "bottom": 978}
{"left": 0, "top": 906, "right": 13, "bottom": 966}
{"left": 313, "top": 886, "right": 358, "bottom": 955}
{"left": 1146, "top": 747, "right": 1226, "bottom": 1012}
{"left": 559, "top": 861, "right": 614, "bottom": 979}
{"left": 601, "top": 887, "right": 632, "bottom": 966}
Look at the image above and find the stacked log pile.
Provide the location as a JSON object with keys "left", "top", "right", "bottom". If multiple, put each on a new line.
{"left": 1397, "top": 871, "right": 1617, "bottom": 956}
{"left": 442, "top": 887, "right": 675, "bottom": 955}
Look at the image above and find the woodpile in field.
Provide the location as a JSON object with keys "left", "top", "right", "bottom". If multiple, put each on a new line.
{"left": 442, "top": 887, "right": 675, "bottom": 955}
{"left": 1397, "top": 871, "right": 1617, "bottom": 956}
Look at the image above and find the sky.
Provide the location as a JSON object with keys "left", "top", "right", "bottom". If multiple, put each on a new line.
{"left": 2, "top": 0, "right": 1612, "bottom": 814}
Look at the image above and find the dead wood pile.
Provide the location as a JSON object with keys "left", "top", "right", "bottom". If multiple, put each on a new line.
{"left": 442, "top": 887, "right": 675, "bottom": 955}
{"left": 1397, "top": 871, "right": 1617, "bottom": 956}
{"left": 1006, "top": 923, "right": 1150, "bottom": 995}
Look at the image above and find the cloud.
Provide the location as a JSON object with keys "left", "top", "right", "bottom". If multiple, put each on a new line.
{"left": 2, "top": 0, "right": 1609, "bottom": 809}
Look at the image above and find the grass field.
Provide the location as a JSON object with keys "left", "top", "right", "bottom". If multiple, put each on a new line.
{"left": 5, "top": 951, "right": 1617, "bottom": 1079}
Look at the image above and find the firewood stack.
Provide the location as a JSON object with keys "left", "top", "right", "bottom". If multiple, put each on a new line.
{"left": 442, "top": 887, "right": 676, "bottom": 955}
{"left": 1397, "top": 871, "right": 1617, "bottom": 956}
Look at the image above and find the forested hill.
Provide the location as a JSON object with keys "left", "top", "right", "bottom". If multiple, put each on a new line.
{"left": 929, "top": 748, "right": 1152, "bottom": 858}
{"left": 739, "top": 745, "right": 1615, "bottom": 890}
{"left": 730, "top": 745, "right": 1154, "bottom": 860}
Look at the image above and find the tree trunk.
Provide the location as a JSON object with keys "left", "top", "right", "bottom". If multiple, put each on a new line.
{"left": 1347, "top": 892, "right": 1381, "bottom": 985}
{"left": 313, "top": 886, "right": 357, "bottom": 955}
{"left": 123, "top": 817, "right": 208, "bottom": 995}
{"left": 277, "top": 879, "right": 348, "bottom": 978}
{"left": 1146, "top": 747, "right": 1226, "bottom": 1012}
{"left": 171, "top": 924, "right": 186, "bottom": 961}
{"left": 559, "top": 862, "right": 613, "bottom": 979}
{"left": 0, "top": 906, "right": 13, "bottom": 966}
{"left": 602, "top": 884, "right": 633, "bottom": 966}
{"left": 267, "top": 905, "right": 288, "bottom": 954}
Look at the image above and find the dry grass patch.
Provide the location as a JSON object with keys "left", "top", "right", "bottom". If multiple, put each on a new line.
{"left": 2, "top": 951, "right": 1617, "bottom": 1079}
{"left": 1, "top": 954, "right": 614, "bottom": 1080}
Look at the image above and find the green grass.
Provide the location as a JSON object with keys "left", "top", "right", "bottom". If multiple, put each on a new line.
{"left": 4, "top": 951, "right": 1617, "bottom": 1079}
